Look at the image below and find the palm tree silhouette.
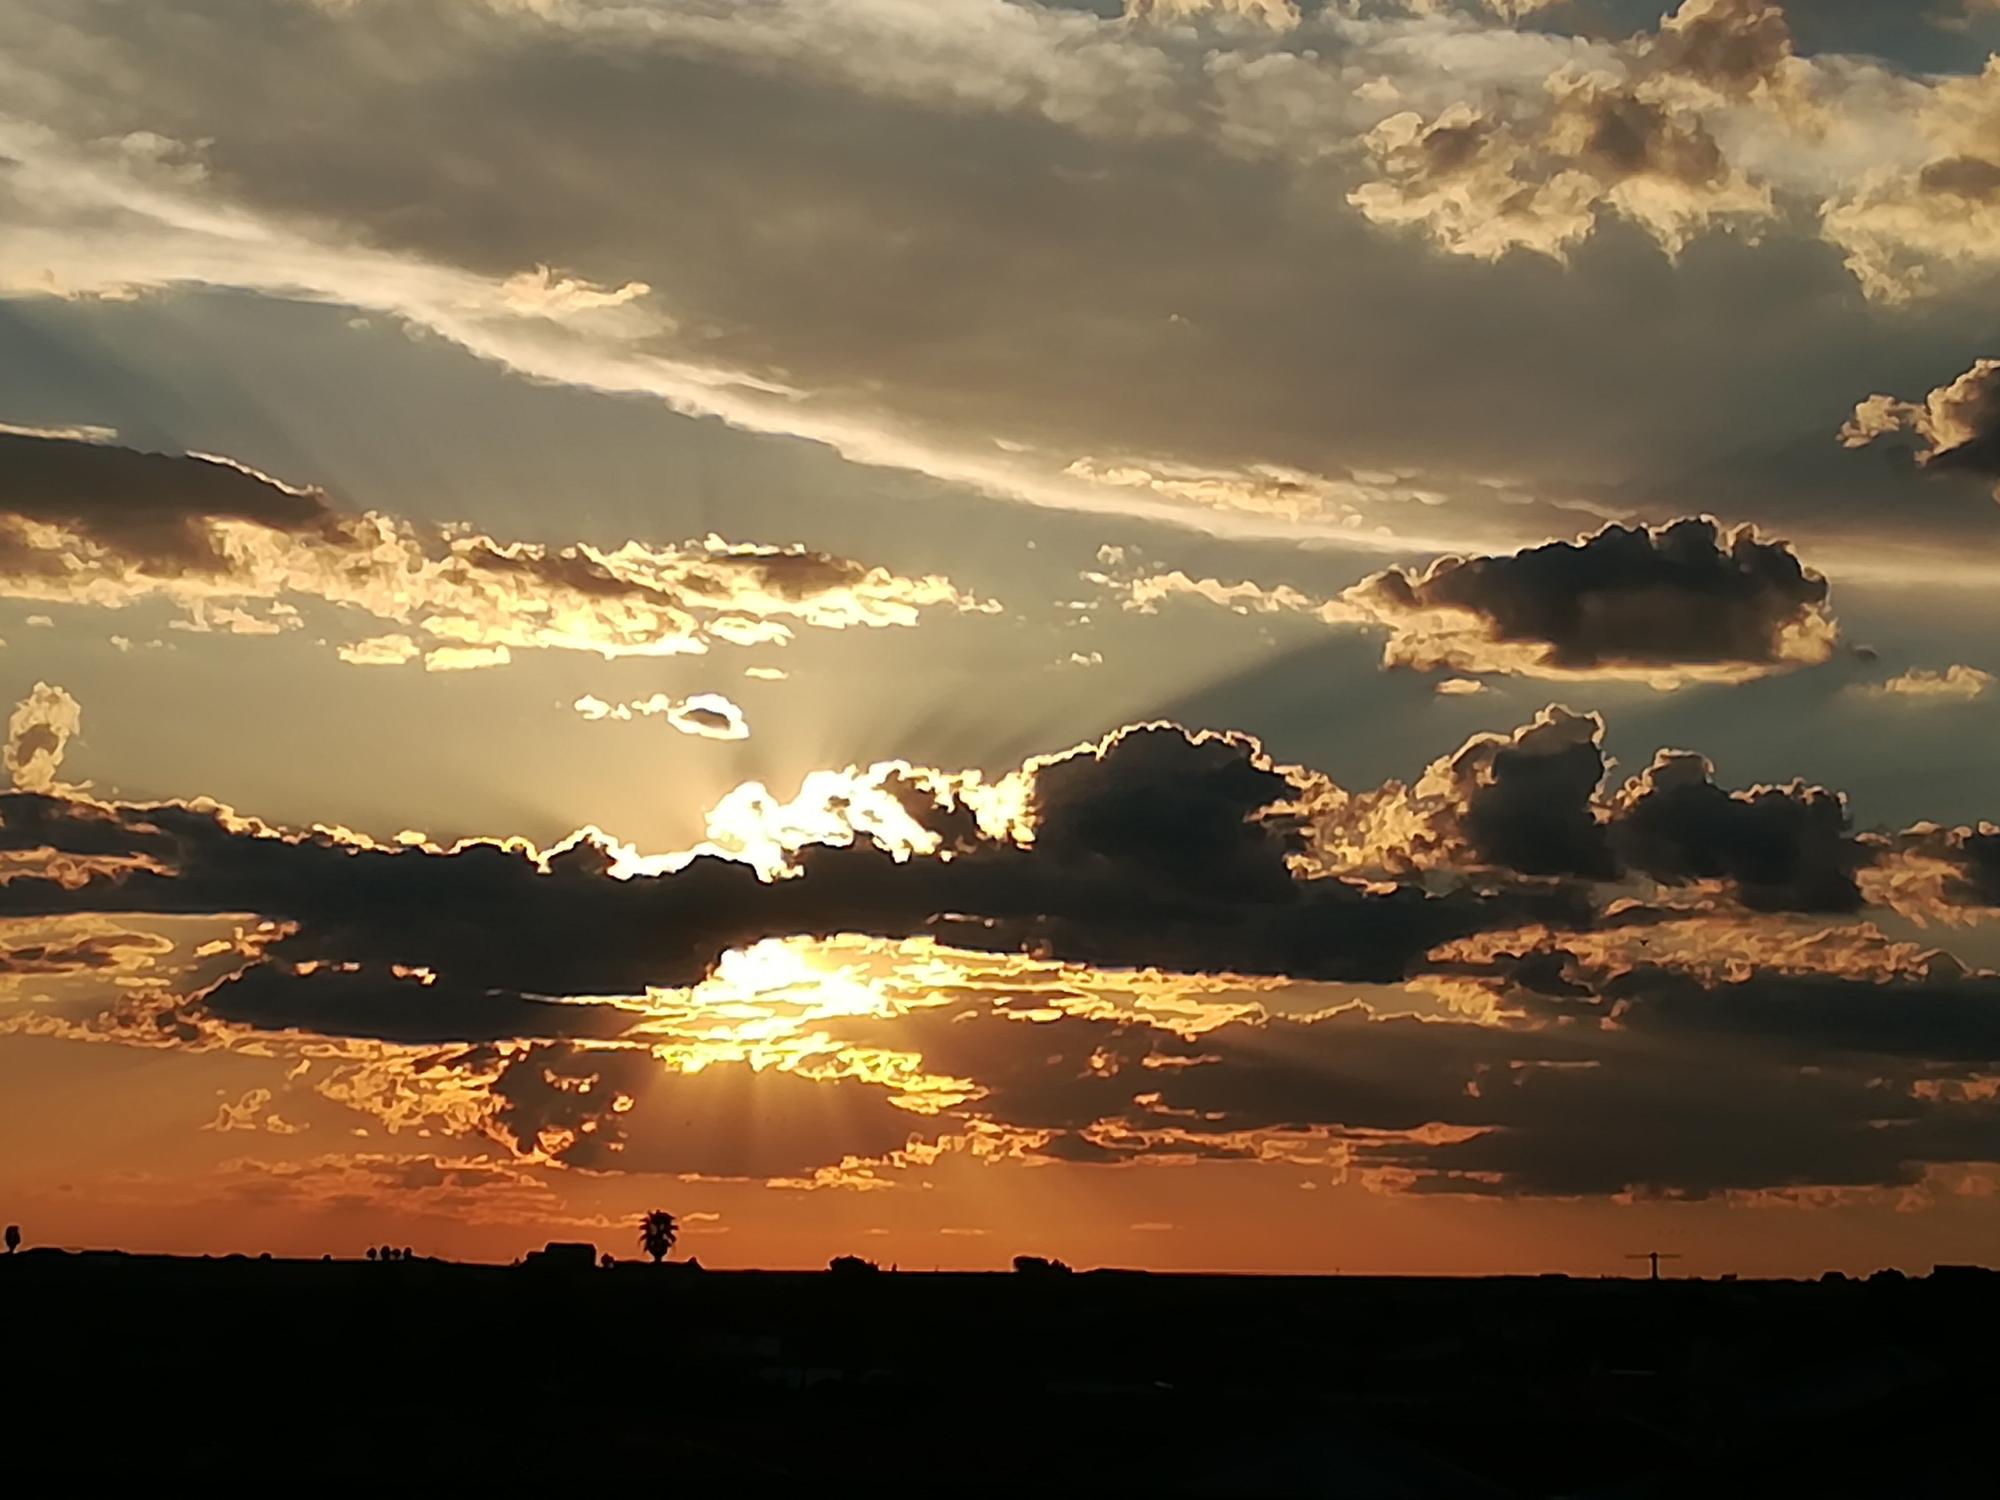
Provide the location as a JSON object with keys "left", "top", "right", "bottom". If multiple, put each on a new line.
{"left": 638, "top": 1210, "right": 679, "bottom": 1264}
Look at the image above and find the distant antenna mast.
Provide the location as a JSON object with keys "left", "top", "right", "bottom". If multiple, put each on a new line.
{"left": 1625, "top": 1250, "right": 1683, "bottom": 1281}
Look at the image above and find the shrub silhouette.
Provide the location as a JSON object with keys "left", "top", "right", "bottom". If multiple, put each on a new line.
{"left": 829, "top": 1255, "right": 881, "bottom": 1276}
{"left": 638, "top": 1209, "right": 679, "bottom": 1264}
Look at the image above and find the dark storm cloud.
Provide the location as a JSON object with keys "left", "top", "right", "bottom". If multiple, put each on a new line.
{"left": 1026, "top": 725, "right": 1303, "bottom": 901}
{"left": 0, "top": 702, "right": 1940, "bottom": 1046}
{"left": 198, "top": 965, "right": 641, "bottom": 1045}
{"left": 1445, "top": 709, "right": 1617, "bottom": 879}
{"left": 1380, "top": 1052, "right": 1999, "bottom": 1199}
{"left": 1611, "top": 750, "right": 1873, "bottom": 912}
{"left": 15, "top": 708, "right": 1999, "bottom": 1198}
{"left": 783, "top": 726, "right": 1586, "bottom": 981}
{"left": 805, "top": 982, "right": 2000, "bottom": 1198}
{"left": 0, "top": 724, "right": 1585, "bottom": 1044}
{"left": 1349, "top": 518, "right": 1837, "bottom": 681}
{"left": 1934, "top": 827, "right": 2000, "bottom": 907}
{"left": 1151, "top": 1009, "right": 2000, "bottom": 1199}
{"left": 0, "top": 429, "right": 336, "bottom": 567}
{"left": 1600, "top": 963, "right": 2000, "bottom": 1066}
{"left": 1306, "top": 704, "right": 1874, "bottom": 914}
{"left": 0, "top": 794, "right": 782, "bottom": 995}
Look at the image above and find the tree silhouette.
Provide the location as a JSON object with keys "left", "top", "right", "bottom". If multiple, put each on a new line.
{"left": 4, "top": 1224, "right": 18, "bottom": 1254}
{"left": 829, "top": 1255, "right": 881, "bottom": 1276}
{"left": 1013, "top": 1254, "right": 1073, "bottom": 1276}
{"left": 638, "top": 1210, "right": 679, "bottom": 1264}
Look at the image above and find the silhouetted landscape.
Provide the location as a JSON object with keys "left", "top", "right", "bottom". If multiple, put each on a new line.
{"left": 8, "top": 1235, "right": 1994, "bottom": 1494}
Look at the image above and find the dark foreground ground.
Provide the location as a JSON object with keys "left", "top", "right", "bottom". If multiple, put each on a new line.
{"left": 6, "top": 1251, "right": 1994, "bottom": 1495}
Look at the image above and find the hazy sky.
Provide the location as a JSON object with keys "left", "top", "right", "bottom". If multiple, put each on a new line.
{"left": 5, "top": 0, "right": 2000, "bottom": 1272}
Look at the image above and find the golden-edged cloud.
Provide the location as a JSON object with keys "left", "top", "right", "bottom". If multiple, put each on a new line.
{"left": 5, "top": 680, "right": 81, "bottom": 791}
{"left": 1841, "top": 357, "right": 2000, "bottom": 499}
{"left": 1099, "top": 517, "right": 1838, "bottom": 688}
{"left": 575, "top": 691, "right": 751, "bottom": 741}
{"left": 0, "top": 429, "right": 994, "bottom": 666}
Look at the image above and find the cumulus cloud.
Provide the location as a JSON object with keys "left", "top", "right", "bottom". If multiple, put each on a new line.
{"left": 0, "top": 429, "right": 992, "bottom": 665}
{"left": 574, "top": 691, "right": 751, "bottom": 741}
{"left": 1094, "top": 518, "right": 1838, "bottom": 687}
{"left": 1610, "top": 750, "right": 1873, "bottom": 913}
{"left": 1304, "top": 706, "right": 1616, "bottom": 880}
{"left": 1821, "top": 60, "right": 2000, "bottom": 301}
{"left": 5, "top": 681, "right": 81, "bottom": 791}
{"left": 1841, "top": 359, "right": 2000, "bottom": 499}
{"left": 1348, "top": 517, "right": 1837, "bottom": 686}
{"left": 1861, "top": 664, "right": 1994, "bottom": 700}
{"left": 1648, "top": 0, "right": 1801, "bottom": 106}
{"left": 1306, "top": 706, "right": 1877, "bottom": 914}
{"left": 1350, "top": 71, "right": 1772, "bottom": 263}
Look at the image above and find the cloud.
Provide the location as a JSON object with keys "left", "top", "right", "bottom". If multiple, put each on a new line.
{"left": 5, "top": 681, "right": 80, "bottom": 791}
{"left": 1106, "top": 568, "right": 1363, "bottom": 626}
{"left": 15, "top": 700, "right": 2000, "bottom": 1199}
{"left": 0, "top": 917, "right": 171, "bottom": 979}
{"left": 1304, "top": 706, "right": 1616, "bottom": 880}
{"left": 808, "top": 970, "right": 2000, "bottom": 1199}
{"left": 485, "top": 1041, "right": 932, "bottom": 1179}
{"left": 200, "top": 964, "right": 641, "bottom": 1045}
{"left": 574, "top": 691, "right": 750, "bottom": 741}
{"left": 1349, "top": 69, "right": 1772, "bottom": 263}
{"left": 423, "top": 644, "right": 512, "bottom": 673}
{"left": 1095, "top": 517, "right": 1839, "bottom": 687}
{"left": 1840, "top": 358, "right": 2000, "bottom": 499}
{"left": 1123, "top": 0, "right": 1300, "bottom": 26}
{"left": 0, "top": 720, "right": 1587, "bottom": 1044}
{"left": 1648, "top": 0, "right": 1801, "bottom": 106}
{"left": 0, "top": 0, "right": 1988, "bottom": 573}
{"left": 1305, "top": 706, "right": 1880, "bottom": 915}
{"left": 1820, "top": 60, "right": 2000, "bottom": 301}
{"left": 1347, "top": 517, "right": 1837, "bottom": 686}
{"left": 336, "top": 634, "right": 421, "bottom": 667}
{"left": 1872, "top": 824, "right": 2000, "bottom": 916}
{"left": 1861, "top": 664, "right": 1995, "bottom": 700}
{"left": 1610, "top": 750, "right": 1873, "bottom": 913}
{"left": 0, "top": 428, "right": 993, "bottom": 665}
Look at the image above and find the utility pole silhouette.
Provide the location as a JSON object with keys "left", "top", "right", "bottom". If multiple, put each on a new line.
{"left": 1626, "top": 1250, "right": 1683, "bottom": 1281}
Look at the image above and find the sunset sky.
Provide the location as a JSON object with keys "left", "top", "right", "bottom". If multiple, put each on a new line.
{"left": 6, "top": 0, "right": 2000, "bottom": 1273}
